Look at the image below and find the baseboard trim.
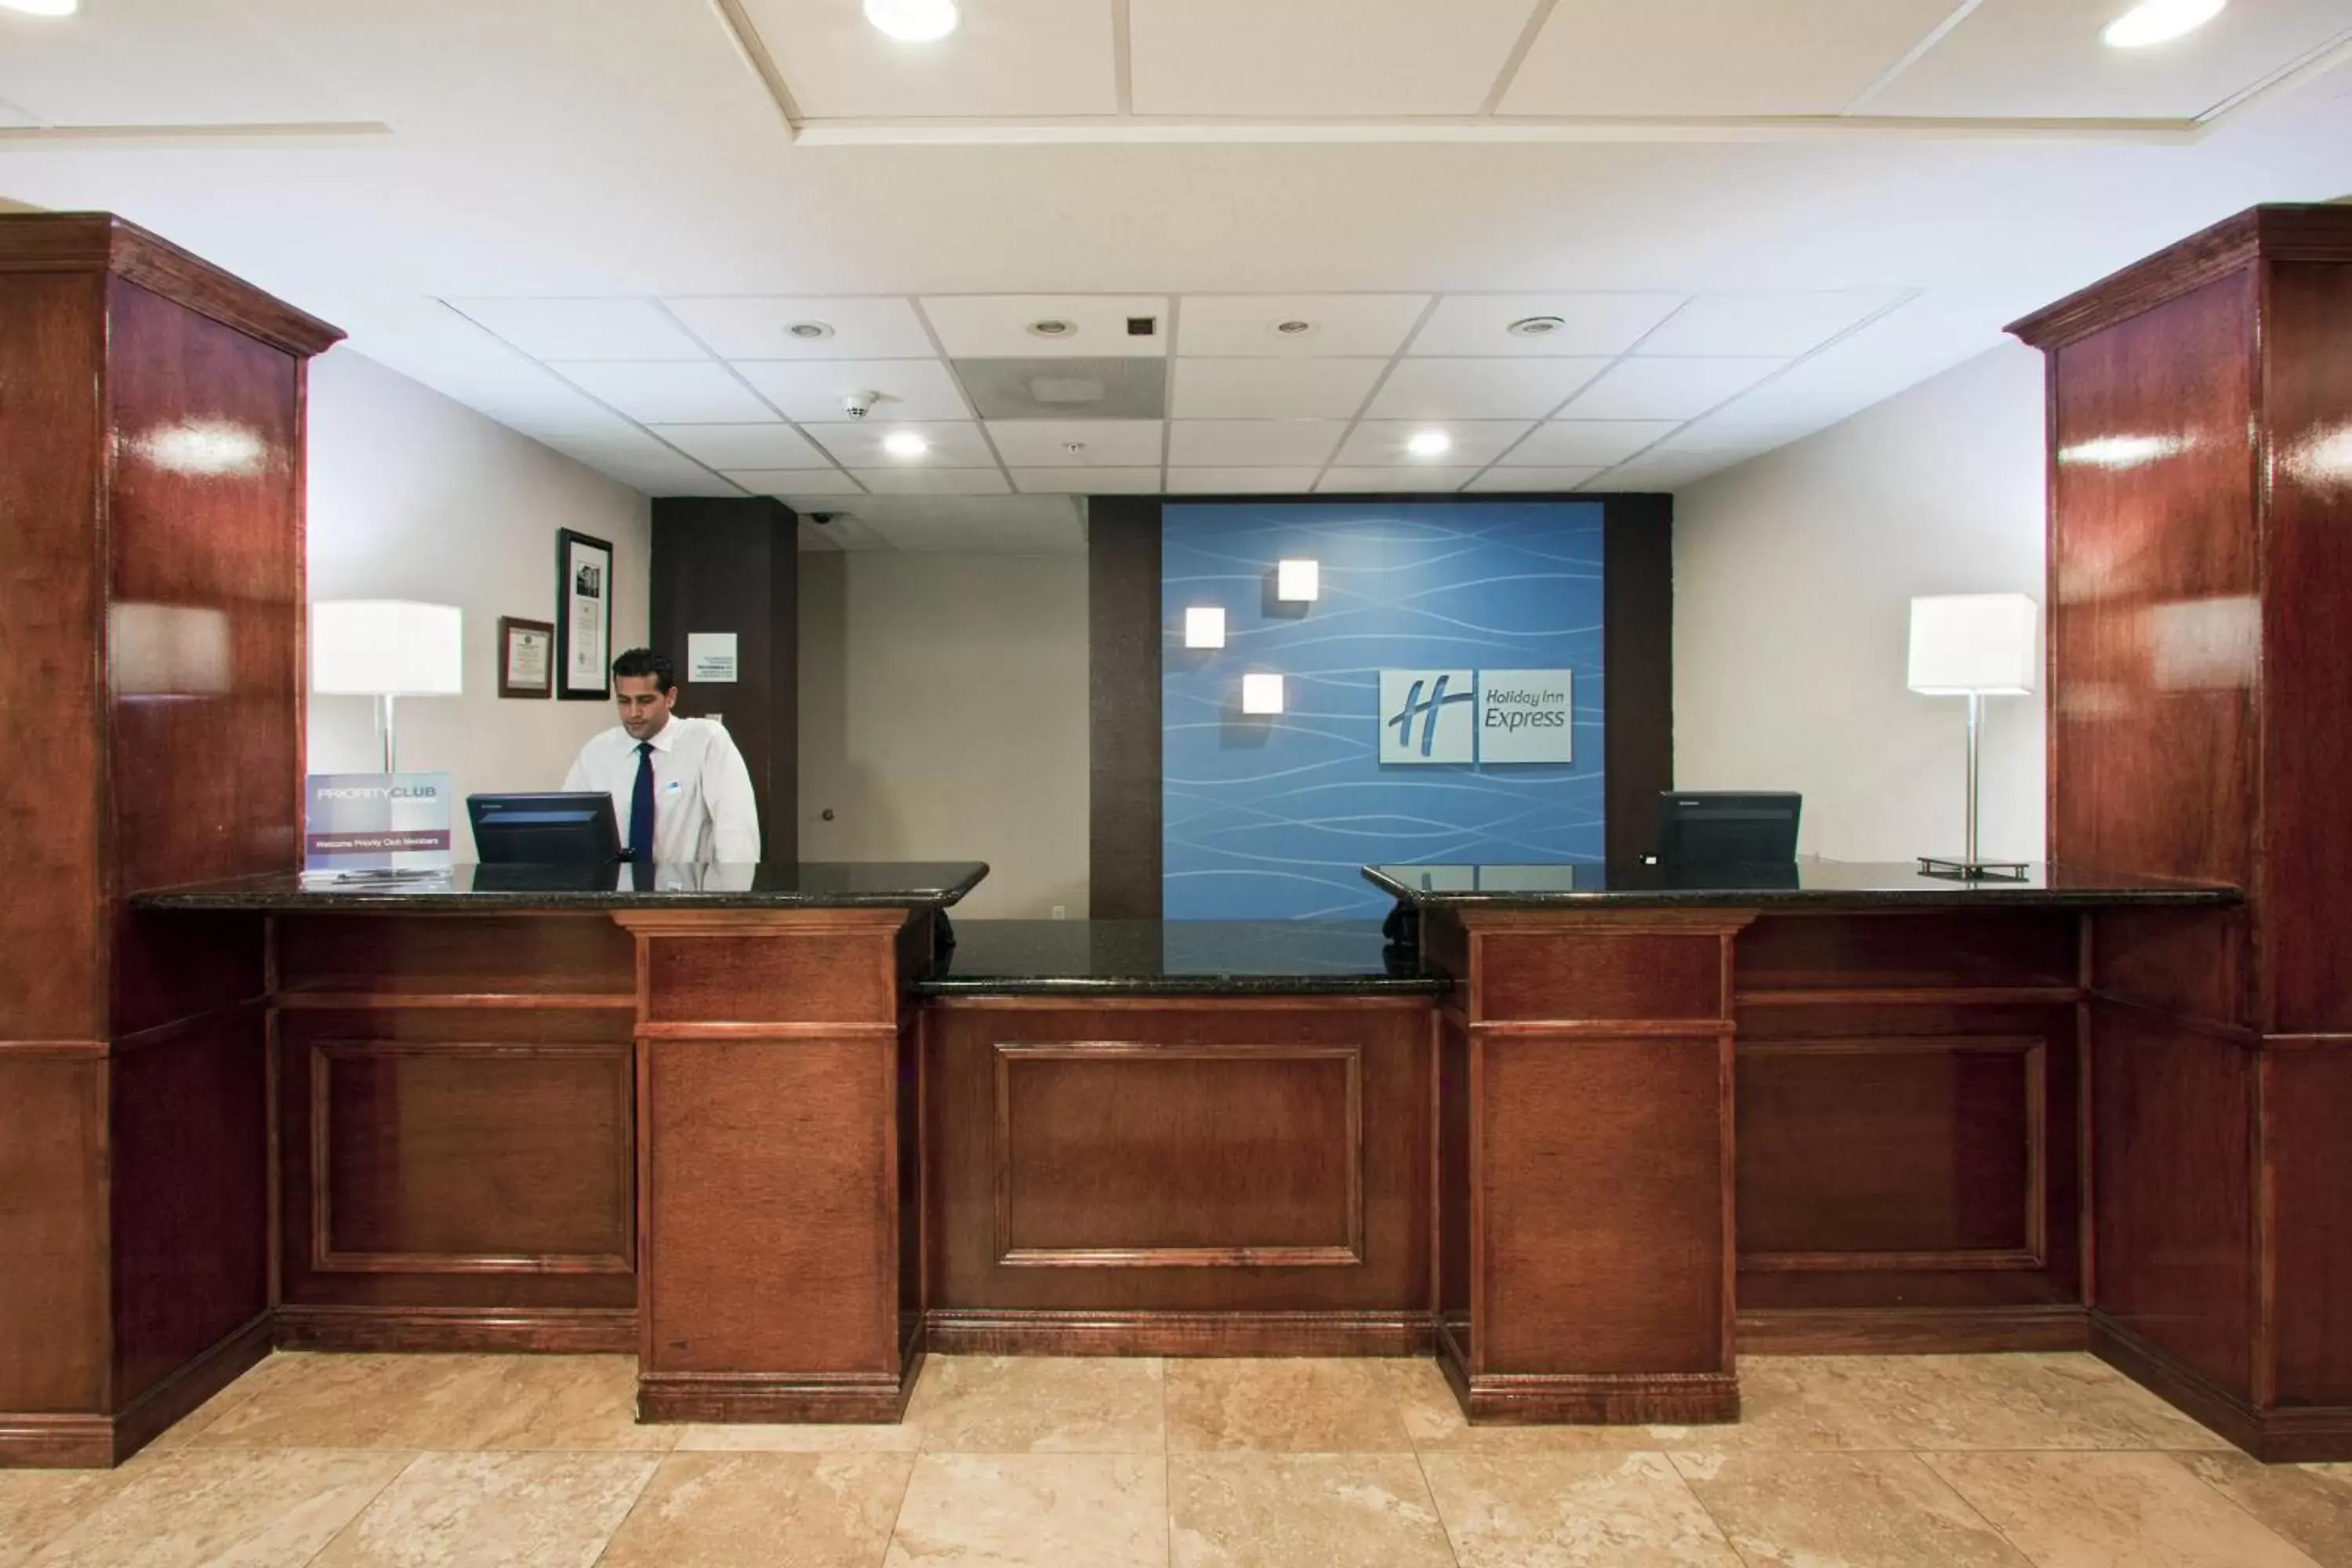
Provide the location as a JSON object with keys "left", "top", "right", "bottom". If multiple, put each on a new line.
{"left": 924, "top": 1309, "right": 1433, "bottom": 1358}
{"left": 1435, "top": 1317, "right": 1737, "bottom": 1425}
{"left": 275, "top": 1305, "right": 637, "bottom": 1355}
{"left": 0, "top": 1311, "right": 274, "bottom": 1470}
{"left": 2092, "top": 1314, "right": 2352, "bottom": 1463}
{"left": 638, "top": 1367, "right": 918, "bottom": 1425}
{"left": 1740, "top": 1304, "right": 2090, "bottom": 1356}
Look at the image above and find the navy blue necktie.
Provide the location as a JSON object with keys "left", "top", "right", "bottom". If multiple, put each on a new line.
{"left": 627, "top": 741, "right": 656, "bottom": 862}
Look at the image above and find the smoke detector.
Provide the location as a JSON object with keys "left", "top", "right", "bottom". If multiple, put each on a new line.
{"left": 1273, "top": 319, "right": 1315, "bottom": 338}
{"left": 1507, "top": 315, "right": 1566, "bottom": 339}
{"left": 785, "top": 320, "right": 834, "bottom": 340}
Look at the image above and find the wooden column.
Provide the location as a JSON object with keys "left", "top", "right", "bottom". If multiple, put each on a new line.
{"left": 0, "top": 215, "right": 339, "bottom": 1467}
{"left": 620, "top": 908, "right": 929, "bottom": 1422}
{"left": 2012, "top": 203, "right": 2352, "bottom": 1461}
{"left": 1429, "top": 906, "right": 1751, "bottom": 1424}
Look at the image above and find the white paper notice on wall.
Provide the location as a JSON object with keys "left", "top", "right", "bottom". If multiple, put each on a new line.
{"left": 1477, "top": 670, "right": 1574, "bottom": 763}
{"left": 687, "top": 632, "right": 739, "bottom": 684}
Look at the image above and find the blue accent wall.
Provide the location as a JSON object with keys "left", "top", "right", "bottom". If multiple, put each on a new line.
{"left": 1161, "top": 500, "right": 1607, "bottom": 920}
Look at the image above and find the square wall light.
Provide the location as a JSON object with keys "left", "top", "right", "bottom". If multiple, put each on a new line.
{"left": 1276, "top": 559, "right": 1319, "bottom": 602}
{"left": 1184, "top": 605, "right": 1227, "bottom": 648}
{"left": 1241, "top": 672, "right": 1285, "bottom": 714}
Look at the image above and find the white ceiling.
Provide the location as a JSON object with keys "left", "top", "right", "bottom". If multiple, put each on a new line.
{"left": 2, "top": 0, "right": 2349, "bottom": 554}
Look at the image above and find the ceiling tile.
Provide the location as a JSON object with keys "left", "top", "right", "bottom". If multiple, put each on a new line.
{"left": 985, "top": 419, "right": 1167, "bottom": 467}
{"left": 1466, "top": 467, "right": 1610, "bottom": 492}
{"left": 1558, "top": 358, "right": 1786, "bottom": 420}
{"left": 850, "top": 468, "right": 1014, "bottom": 496}
{"left": 1131, "top": 0, "right": 1541, "bottom": 115}
{"left": 728, "top": 469, "right": 868, "bottom": 496}
{"left": 1316, "top": 467, "right": 1481, "bottom": 493}
{"left": 1500, "top": 0, "right": 1959, "bottom": 117}
{"left": 1863, "top": 0, "right": 2352, "bottom": 121}
{"left": 734, "top": 358, "right": 971, "bottom": 423}
{"left": 578, "top": 449, "right": 743, "bottom": 497}
{"left": 1011, "top": 467, "right": 1163, "bottom": 493}
{"left": 1636, "top": 291, "right": 1907, "bottom": 358}
{"left": 1364, "top": 358, "right": 1611, "bottom": 420}
{"left": 650, "top": 423, "right": 831, "bottom": 469}
{"left": 1410, "top": 294, "right": 1686, "bottom": 358}
{"left": 738, "top": 0, "right": 1118, "bottom": 120}
{"left": 1175, "top": 295, "right": 1432, "bottom": 358}
{"left": 920, "top": 296, "right": 1172, "bottom": 359}
{"left": 1501, "top": 420, "right": 1680, "bottom": 466}
{"left": 1167, "top": 421, "right": 1348, "bottom": 466}
{"left": 1165, "top": 468, "right": 1327, "bottom": 495}
{"left": 448, "top": 299, "right": 709, "bottom": 361}
{"left": 804, "top": 419, "right": 996, "bottom": 467}
{"left": 1337, "top": 420, "right": 1532, "bottom": 466}
{"left": 662, "top": 296, "right": 936, "bottom": 360}
{"left": 550, "top": 361, "right": 779, "bottom": 423}
{"left": 1171, "top": 359, "right": 1385, "bottom": 419}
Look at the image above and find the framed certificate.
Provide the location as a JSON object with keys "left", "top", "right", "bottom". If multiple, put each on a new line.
{"left": 555, "top": 529, "right": 613, "bottom": 701}
{"left": 497, "top": 616, "right": 554, "bottom": 699}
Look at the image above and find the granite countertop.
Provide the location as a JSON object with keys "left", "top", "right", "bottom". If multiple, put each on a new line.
{"left": 1363, "top": 858, "right": 2243, "bottom": 909}
{"left": 920, "top": 920, "right": 1442, "bottom": 996}
{"left": 132, "top": 861, "right": 990, "bottom": 912}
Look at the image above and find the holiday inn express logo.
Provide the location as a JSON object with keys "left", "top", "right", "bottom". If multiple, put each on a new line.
{"left": 1379, "top": 669, "right": 1576, "bottom": 765}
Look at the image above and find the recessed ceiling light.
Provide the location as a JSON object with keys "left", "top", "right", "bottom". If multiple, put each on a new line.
{"left": 1026, "top": 318, "right": 1076, "bottom": 339}
{"left": 785, "top": 321, "right": 833, "bottom": 340}
{"left": 1507, "top": 316, "right": 1566, "bottom": 339}
{"left": 0, "top": 0, "right": 79, "bottom": 13}
{"left": 1406, "top": 430, "right": 1454, "bottom": 459}
{"left": 1273, "top": 319, "right": 1316, "bottom": 337}
{"left": 862, "top": 0, "right": 957, "bottom": 42}
{"left": 2101, "top": 0, "right": 2226, "bottom": 47}
{"left": 883, "top": 431, "right": 929, "bottom": 459}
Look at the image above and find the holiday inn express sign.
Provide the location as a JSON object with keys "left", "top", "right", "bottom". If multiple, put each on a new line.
{"left": 1377, "top": 669, "right": 1575, "bottom": 765}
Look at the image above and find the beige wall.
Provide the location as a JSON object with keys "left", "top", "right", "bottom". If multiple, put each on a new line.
{"left": 1672, "top": 343, "right": 2049, "bottom": 863}
{"left": 799, "top": 551, "right": 1090, "bottom": 919}
{"left": 306, "top": 347, "right": 652, "bottom": 827}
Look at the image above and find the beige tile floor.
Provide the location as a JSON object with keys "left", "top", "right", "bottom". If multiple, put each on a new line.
{"left": 3, "top": 1350, "right": 2350, "bottom": 1566}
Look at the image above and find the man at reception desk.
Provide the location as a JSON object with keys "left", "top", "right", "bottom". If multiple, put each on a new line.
{"left": 562, "top": 647, "right": 760, "bottom": 863}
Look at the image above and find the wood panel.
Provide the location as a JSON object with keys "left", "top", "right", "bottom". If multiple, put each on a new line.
{"left": 0, "top": 1055, "right": 108, "bottom": 1417}
{"left": 993, "top": 1042, "right": 1363, "bottom": 1267}
{"left": 1475, "top": 928, "right": 1726, "bottom": 1025}
{"left": 276, "top": 1007, "right": 637, "bottom": 1321}
{"left": 276, "top": 914, "right": 634, "bottom": 1000}
{"left": 0, "top": 270, "right": 106, "bottom": 1044}
{"left": 2266, "top": 1044, "right": 2352, "bottom": 1407}
{"left": 648, "top": 497, "right": 798, "bottom": 862}
{"left": 2090, "top": 906, "right": 2250, "bottom": 1032}
{"left": 2089, "top": 1000, "right": 2254, "bottom": 1394}
{"left": 644, "top": 929, "right": 893, "bottom": 1026}
{"left": 924, "top": 1000, "right": 1429, "bottom": 1320}
{"left": 1737, "top": 911, "right": 2078, "bottom": 996}
{"left": 311, "top": 1040, "right": 632, "bottom": 1272}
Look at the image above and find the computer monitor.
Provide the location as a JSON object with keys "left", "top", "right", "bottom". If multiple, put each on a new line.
{"left": 1653, "top": 791, "right": 1801, "bottom": 869}
{"left": 467, "top": 792, "right": 623, "bottom": 866}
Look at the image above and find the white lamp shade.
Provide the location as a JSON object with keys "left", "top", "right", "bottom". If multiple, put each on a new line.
{"left": 310, "top": 601, "right": 464, "bottom": 696}
{"left": 1241, "top": 672, "right": 1284, "bottom": 714}
{"left": 1276, "top": 559, "right": 1319, "bottom": 602}
{"left": 1907, "top": 593, "right": 2038, "bottom": 695}
{"left": 1184, "top": 606, "right": 1227, "bottom": 648}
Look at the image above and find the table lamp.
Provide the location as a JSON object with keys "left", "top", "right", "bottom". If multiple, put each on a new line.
{"left": 310, "top": 600, "right": 463, "bottom": 773}
{"left": 1907, "top": 593, "right": 2038, "bottom": 881}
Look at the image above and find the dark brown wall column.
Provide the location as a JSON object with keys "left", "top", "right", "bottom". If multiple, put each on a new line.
{"left": 1087, "top": 498, "right": 1163, "bottom": 918}
{"left": 649, "top": 497, "right": 799, "bottom": 862}
{"left": 1601, "top": 493, "right": 1675, "bottom": 864}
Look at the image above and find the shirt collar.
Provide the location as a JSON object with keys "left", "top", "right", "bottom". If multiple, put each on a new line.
{"left": 636, "top": 717, "right": 683, "bottom": 753}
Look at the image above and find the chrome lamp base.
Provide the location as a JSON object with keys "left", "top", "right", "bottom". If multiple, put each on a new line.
{"left": 1916, "top": 855, "right": 2029, "bottom": 882}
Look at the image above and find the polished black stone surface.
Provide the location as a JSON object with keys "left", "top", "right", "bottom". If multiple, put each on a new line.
{"left": 920, "top": 920, "right": 1442, "bottom": 996}
{"left": 132, "top": 861, "right": 990, "bottom": 911}
{"left": 1363, "top": 858, "right": 2242, "bottom": 909}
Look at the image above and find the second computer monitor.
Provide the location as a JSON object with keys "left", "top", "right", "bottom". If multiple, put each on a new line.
{"left": 1654, "top": 791, "right": 1801, "bottom": 869}
{"left": 467, "top": 792, "right": 623, "bottom": 866}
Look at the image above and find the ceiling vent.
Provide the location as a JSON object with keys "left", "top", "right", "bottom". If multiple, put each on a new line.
{"left": 953, "top": 357, "right": 1167, "bottom": 420}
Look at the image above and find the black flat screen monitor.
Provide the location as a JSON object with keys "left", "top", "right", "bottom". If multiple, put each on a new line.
{"left": 1654, "top": 791, "right": 1801, "bottom": 869}
{"left": 467, "top": 792, "right": 623, "bottom": 866}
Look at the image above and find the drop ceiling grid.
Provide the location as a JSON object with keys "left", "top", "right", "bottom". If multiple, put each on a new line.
{"left": 444, "top": 286, "right": 1931, "bottom": 514}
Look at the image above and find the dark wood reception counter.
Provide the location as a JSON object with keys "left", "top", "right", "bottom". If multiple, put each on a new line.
{"left": 23, "top": 856, "right": 2270, "bottom": 1468}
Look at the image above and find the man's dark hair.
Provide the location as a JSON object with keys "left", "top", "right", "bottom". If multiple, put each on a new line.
{"left": 611, "top": 648, "right": 677, "bottom": 692}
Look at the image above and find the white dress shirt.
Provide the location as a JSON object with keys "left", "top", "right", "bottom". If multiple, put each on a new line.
{"left": 562, "top": 715, "right": 761, "bottom": 864}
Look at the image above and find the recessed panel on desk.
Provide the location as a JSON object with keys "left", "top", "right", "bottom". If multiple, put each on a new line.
{"left": 644, "top": 930, "right": 892, "bottom": 1025}
{"left": 1476, "top": 931, "right": 1724, "bottom": 1022}
{"left": 1737, "top": 911, "right": 2078, "bottom": 995}
{"left": 275, "top": 914, "right": 633, "bottom": 998}
{"left": 993, "top": 1042, "right": 1363, "bottom": 1266}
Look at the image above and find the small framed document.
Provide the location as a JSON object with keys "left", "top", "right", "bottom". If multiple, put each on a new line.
{"left": 556, "top": 528, "right": 614, "bottom": 701}
{"left": 497, "top": 616, "right": 554, "bottom": 699}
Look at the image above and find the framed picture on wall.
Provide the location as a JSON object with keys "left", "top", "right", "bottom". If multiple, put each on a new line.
{"left": 555, "top": 528, "right": 613, "bottom": 700}
{"left": 497, "top": 616, "right": 554, "bottom": 699}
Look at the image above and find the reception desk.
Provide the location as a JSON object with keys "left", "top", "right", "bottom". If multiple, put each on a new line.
{"left": 69, "top": 857, "right": 2268, "bottom": 1463}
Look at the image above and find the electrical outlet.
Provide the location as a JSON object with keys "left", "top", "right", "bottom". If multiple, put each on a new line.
{"left": 1051, "top": 905, "right": 1067, "bottom": 920}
